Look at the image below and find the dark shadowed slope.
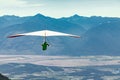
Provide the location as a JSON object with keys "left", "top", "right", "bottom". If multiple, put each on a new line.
{"left": 0, "top": 73, "right": 10, "bottom": 80}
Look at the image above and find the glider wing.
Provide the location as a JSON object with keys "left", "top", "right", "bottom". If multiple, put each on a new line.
{"left": 8, "top": 30, "right": 80, "bottom": 38}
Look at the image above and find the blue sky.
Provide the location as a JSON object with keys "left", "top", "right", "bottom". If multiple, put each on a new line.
{"left": 0, "top": 0, "right": 120, "bottom": 18}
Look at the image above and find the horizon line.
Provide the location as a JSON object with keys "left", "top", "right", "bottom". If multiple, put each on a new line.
{"left": 0, "top": 13, "right": 120, "bottom": 18}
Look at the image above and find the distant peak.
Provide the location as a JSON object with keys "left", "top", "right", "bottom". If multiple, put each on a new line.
{"left": 2, "top": 15, "right": 19, "bottom": 18}
{"left": 73, "top": 14, "right": 80, "bottom": 17}
{"left": 34, "top": 13, "right": 45, "bottom": 17}
{"left": 69, "top": 14, "right": 83, "bottom": 19}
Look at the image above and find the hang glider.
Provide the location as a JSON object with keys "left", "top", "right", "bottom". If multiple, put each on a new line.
{"left": 8, "top": 30, "right": 80, "bottom": 38}
{"left": 8, "top": 30, "right": 80, "bottom": 51}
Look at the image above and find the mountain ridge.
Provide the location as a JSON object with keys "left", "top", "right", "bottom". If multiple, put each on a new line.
{"left": 0, "top": 14, "right": 120, "bottom": 55}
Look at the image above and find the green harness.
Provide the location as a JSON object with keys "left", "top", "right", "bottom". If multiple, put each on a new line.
{"left": 42, "top": 42, "right": 49, "bottom": 50}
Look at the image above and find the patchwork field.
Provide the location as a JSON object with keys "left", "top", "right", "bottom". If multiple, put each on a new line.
{"left": 0, "top": 55, "right": 119, "bottom": 80}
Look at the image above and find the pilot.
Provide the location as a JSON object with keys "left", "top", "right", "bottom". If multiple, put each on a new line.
{"left": 42, "top": 41, "right": 49, "bottom": 50}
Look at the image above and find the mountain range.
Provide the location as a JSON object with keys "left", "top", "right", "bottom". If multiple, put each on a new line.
{"left": 0, "top": 14, "right": 120, "bottom": 55}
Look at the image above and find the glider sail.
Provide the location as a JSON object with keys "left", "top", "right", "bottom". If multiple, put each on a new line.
{"left": 8, "top": 30, "right": 80, "bottom": 38}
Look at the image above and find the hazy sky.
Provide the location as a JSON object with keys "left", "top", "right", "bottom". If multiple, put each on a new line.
{"left": 0, "top": 0, "right": 120, "bottom": 18}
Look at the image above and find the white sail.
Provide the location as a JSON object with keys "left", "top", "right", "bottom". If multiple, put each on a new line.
{"left": 8, "top": 30, "right": 80, "bottom": 38}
